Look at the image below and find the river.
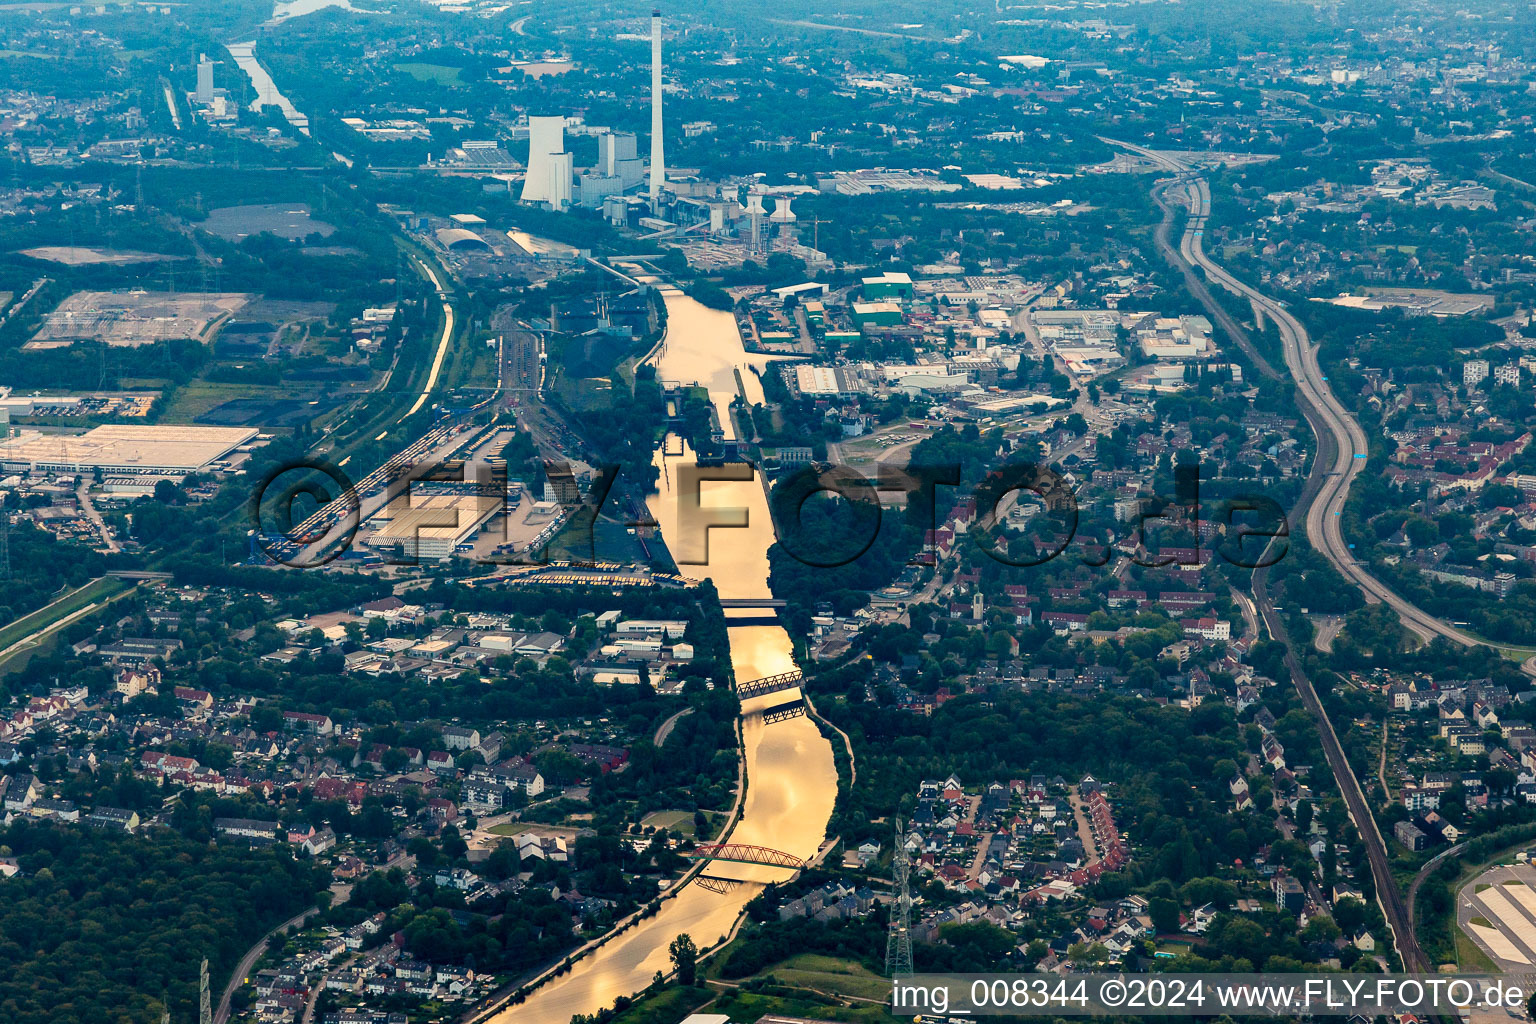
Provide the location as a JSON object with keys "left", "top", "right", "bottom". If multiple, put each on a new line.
{"left": 497, "top": 287, "right": 838, "bottom": 1023}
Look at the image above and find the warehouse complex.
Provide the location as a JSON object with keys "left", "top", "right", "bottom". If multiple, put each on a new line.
{"left": 364, "top": 492, "right": 504, "bottom": 562}
{"left": 0, "top": 425, "right": 259, "bottom": 476}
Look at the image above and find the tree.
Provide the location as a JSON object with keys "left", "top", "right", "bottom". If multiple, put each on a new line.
{"left": 1295, "top": 799, "right": 1314, "bottom": 834}
{"left": 669, "top": 932, "right": 699, "bottom": 985}
{"left": 1333, "top": 896, "right": 1367, "bottom": 935}
{"left": 440, "top": 824, "right": 468, "bottom": 861}
{"left": 1148, "top": 897, "right": 1180, "bottom": 933}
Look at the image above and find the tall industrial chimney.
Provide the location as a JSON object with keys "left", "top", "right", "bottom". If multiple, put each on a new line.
{"left": 649, "top": 9, "right": 665, "bottom": 208}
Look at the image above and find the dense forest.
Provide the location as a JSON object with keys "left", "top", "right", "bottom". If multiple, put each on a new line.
{"left": 0, "top": 522, "right": 120, "bottom": 628}
{"left": 0, "top": 822, "right": 327, "bottom": 1024}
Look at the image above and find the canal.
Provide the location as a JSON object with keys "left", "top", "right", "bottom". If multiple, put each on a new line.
{"left": 499, "top": 286, "right": 838, "bottom": 1023}
{"left": 226, "top": 41, "right": 311, "bottom": 135}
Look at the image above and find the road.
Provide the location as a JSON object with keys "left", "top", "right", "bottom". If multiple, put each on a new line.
{"left": 76, "top": 482, "right": 120, "bottom": 553}
{"left": 405, "top": 254, "right": 457, "bottom": 419}
{"left": 0, "top": 577, "right": 136, "bottom": 672}
{"left": 161, "top": 81, "right": 182, "bottom": 130}
{"left": 1148, "top": 174, "right": 1279, "bottom": 384}
{"left": 215, "top": 905, "right": 320, "bottom": 1024}
{"left": 1407, "top": 843, "right": 1466, "bottom": 929}
{"left": 1378, "top": 720, "right": 1392, "bottom": 803}
{"left": 1108, "top": 138, "right": 1431, "bottom": 972}
{"left": 1119, "top": 137, "right": 1521, "bottom": 655}
{"left": 652, "top": 707, "right": 691, "bottom": 746}
{"left": 1229, "top": 585, "right": 1259, "bottom": 641}
{"left": 1313, "top": 615, "right": 1345, "bottom": 653}
{"left": 0, "top": 600, "right": 105, "bottom": 665}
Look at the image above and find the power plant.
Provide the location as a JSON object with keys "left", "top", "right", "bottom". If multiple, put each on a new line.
{"left": 509, "top": 7, "right": 817, "bottom": 256}
{"left": 497, "top": 8, "right": 822, "bottom": 260}
{"left": 516, "top": 12, "right": 662, "bottom": 214}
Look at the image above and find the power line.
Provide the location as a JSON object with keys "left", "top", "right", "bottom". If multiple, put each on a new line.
{"left": 885, "top": 817, "right": 913, "bottom": 977}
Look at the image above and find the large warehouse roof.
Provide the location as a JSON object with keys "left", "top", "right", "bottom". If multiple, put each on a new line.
{"left": 366, "top": 493, "right": 502, "bottom": 561}
{"left": 0, "top": 424, "right": 258, "bottom": 474}
{"left": 434, "top": 227, "right": 491, "bottom": 251}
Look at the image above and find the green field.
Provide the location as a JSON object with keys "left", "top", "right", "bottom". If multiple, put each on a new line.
{"left": 637, "top": 809, "right": 729, "bottom": 839}
{"left": 152, "top": 381, "right": 301, "bottom": 423}
{"left": 754, "top": 954, "right": 892, "bottom": 1002}
{"left": 1458, "top": 928, "right": 1498, "bottom": 971}
{"left": 393, "top": 62, "right": 464, "bottom": 86}
{"left": 640, "top": 810, "right": 693, "bottom": 832}
{"left": 0, "top": 576, "right": 132, "bottom": 673}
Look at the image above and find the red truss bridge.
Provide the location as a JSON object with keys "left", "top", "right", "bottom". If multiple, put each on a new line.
{"left": 686, "top": 843, "right": 807, "bottom": 869}
{"left": 736, "top": 670, "right": 803, "bottom": 700}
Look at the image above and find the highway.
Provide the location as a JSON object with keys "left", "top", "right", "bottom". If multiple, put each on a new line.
{"left": 277, "top": 250, "right": 500, "bottom": 563}
{"left": 1106, "top": 138, "right": 1433, "bottom": 972}
{"left": 1114, "top": 138, "right": 1512, "bottom": 650}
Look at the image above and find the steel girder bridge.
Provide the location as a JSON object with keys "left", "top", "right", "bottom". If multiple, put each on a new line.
{"left": 737, "top": 670, "right": 803, "bottom": 700}
{"left": 686, "top": 843, "right": 807, "bottom": 869}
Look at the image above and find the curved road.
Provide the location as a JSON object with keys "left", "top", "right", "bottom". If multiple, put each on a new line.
{"left": 652, "top": 706, "right": 692, "bottom": 746}
{"left": 405, "top": 254, "right": 458, "bottom": 419}
{"left": 216, "top": 906, "right": 320, "bottom": 1024}
{"left": 1119, "top": 138, "right": 1523, "bottom": 653}
{"left": 1107, "top": 139, "right": 1432, "bottom": 971}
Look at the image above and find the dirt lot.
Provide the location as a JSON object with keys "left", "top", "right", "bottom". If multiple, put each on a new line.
{"left": 17, "top": 246, "right": 181, "bottom": 266}
{"left": 27, "top": 290, "right": 252, "bottom": 349}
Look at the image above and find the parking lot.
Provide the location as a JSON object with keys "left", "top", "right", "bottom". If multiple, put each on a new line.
{"left": 1460, "top": 862, "right": 1536, "bottom": 968}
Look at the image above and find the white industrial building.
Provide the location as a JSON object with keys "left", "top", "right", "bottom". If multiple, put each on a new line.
{"left": 794, "top": 365, "right": 865, "bottom": 397}
{"left": 598, "top": 130, "right": 637, "bottom": 176}
{"left": 196, "top": 54, "right": 214, "bottom": 105}
{"left": 364, "top": 492, "right": 502, "bottom": 562}
{"left": 1137, "top": 316, "right": 1214, "bottom": 360}
{"left": 614, "top": 619, "right": 688, "bottom": 638}
{"left": 547, "top": 150, "right": 574, "bottom": 209}
{"left": 0, "top": 424, "right": 257, "bottom": 477}
{"left": 579, "top": 172, "right": 624, "bottom": 209}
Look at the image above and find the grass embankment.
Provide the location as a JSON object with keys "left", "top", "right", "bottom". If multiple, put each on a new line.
{"left": 0, "top": 576, "right": 133, "bottom": 672}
